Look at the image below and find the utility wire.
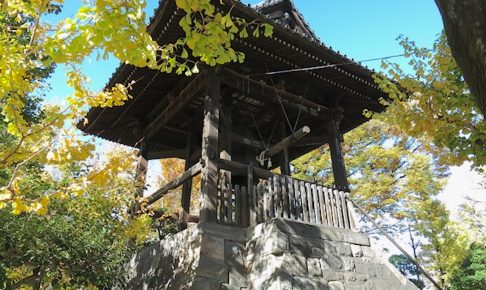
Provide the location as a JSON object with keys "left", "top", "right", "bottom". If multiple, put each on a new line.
{"left": 254, "top": 50, "right": 434, "bottom": 76}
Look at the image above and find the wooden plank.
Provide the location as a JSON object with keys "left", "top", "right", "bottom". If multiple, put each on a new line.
{"left": 288, "top": 176, "right": 296, "bottom": 220}
{"left": 219, "top": 176, "right": 226, "bottom": 223}
{"left": 268, "top": 177, "right": 275, "bottom": 218}
{"left": 256, "top": 182, "right": 264, "bottom": 223}
{"left": 300, "top": 181, "right": 309, "bottom": 222}
{"left": 274, "top": 175, "right": 282, "bottom": 218}
{"left": 263, "top": 180, "right": 269, "bottom": 221}
{"left": 305, "top": 182, "right": 314, "bottom": 223}
{"left": 334, "top": 189, "right": 345, "bottom": 228}
{"left": 293, "top": 179, "right": 301, "bottom": 220}
{"left": 317, "top": 185, "right": 327, "bottom": 225}
{"left": 323, "top": 187, "right": 333, "bottom": 226}
{"left": 281, "top": 176, "right": 289, "bottom": 218}
{"left": 225, "top": 180, "right": 233, "bottom": 224}
{"left": 241, "top": 186, "right": 248, "bottom": 227}
{"left": 248, "top": 166, "right": 256, "bottom": 226}
{"left": 146, "top": 162, "right": 203, "bottom": 205}
{"left": 235, "top": 185, "right": 242, "bottom": 225}
{"left": 311, "top": 183, "right": 321, "bottom": 224}
{"left": 340, "top": 191, "right": 350, "bottom": 229}
{"left": 329, "top": 188, "right": 338, "bottom": 227}
{"left": 199, "top": 69, "right": 220, "bottom": 223}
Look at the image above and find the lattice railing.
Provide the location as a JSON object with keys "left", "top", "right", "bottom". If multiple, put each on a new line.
{"left": 216, "top": 164, "right": 357, "bottom": 230}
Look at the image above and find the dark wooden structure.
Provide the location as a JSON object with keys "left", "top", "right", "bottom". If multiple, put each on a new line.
{"left": 79, "top": 0, "right": 388, "bottom": 229}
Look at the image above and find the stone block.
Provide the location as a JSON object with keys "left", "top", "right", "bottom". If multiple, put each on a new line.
{"left": 196, "top": 258, "right": 229, "bottom": 283}
{"left": 228, "top": 266, "right": 247, "bottom": 288}
{"left": 190, "top": 277, "right": 221, "bottom": 290}
{"left": 362, "top": 246, "right": 376, "bottom": 257}
{"left": 258, "top": 228, "right": 289, "bottom": 255}
{"left": 343, "top": 272, "right": 368, "bottom": 283}
{"left": 254, "top": 271, "right": 293, "bottom": 290}
{"left": 289, "top": 235, "right": 324, "bottom": 256}
{"left": 350, "top": 244, "right": 363, "bottom": 257}
{"left": 292, "top": 276, "right": 329, "bottom": 290}
{"left": 342, "top": 257, "right": 356, "bottom": 272}
{"left": 284, "top": 253, "right": 308, "bottom": 277}
{"left": 354, "top": 261, "right": 378, "bottom": 277}
{"left": 307, "top": 258, "right": 322, "bottom": 277}
{"left": 320, "top": 254, "right": 343, "bottom": 270}
{"left": 311, "top": 247, "right": 325, "bottom": 258}
{"left": 321, "top": 270, "right": 345, "bottom": 282}
{"left": 201, "top": 234, "right": 225, "bottom": 262}
{"left": 328, "top": 281, "right": 344, "bottom": 290}
{"left": 323, "top": 240, "right": 352, "bottom": 257}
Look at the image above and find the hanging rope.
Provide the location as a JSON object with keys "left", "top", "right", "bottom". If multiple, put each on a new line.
{"left": 346, "top": 194, "right": 444, "bottom": 290}
{"left": 264, "top": 63, "right": 294, "bottom": 133}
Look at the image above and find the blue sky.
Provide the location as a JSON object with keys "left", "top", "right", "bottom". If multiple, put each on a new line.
{"left": 46, "top": 0, "right": 444, "bottom": 102}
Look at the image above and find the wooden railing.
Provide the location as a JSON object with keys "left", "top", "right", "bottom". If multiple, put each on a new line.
{"left": 216, "top": 159, "right": 357, "bottom": 230}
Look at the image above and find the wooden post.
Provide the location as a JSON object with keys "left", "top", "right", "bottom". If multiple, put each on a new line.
{"left": 200, "top": 68, "right": 221, "bottom": 223}
{"left": 134, "top": 141, "right": 148, "bottom": 198}
{"left": 219, "top": 95, "right": 232, "bottom": 224}
{"left": 328, "top": 106, "right": 350, "bottom": 192}
{"left": 279, "top": 118, "right": 291, "bottom": 175}
{"left": 179, "top": 131, "right": 196, "bottom": 230}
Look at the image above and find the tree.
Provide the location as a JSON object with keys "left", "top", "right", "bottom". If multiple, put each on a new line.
{"left": 0, "top": 0, "right": 272, "bottom": 287}
{"left": 435, "top": 0, "right": 486, "bottom": 117}
{"left": 292, "top": 119, "right": 470, "bottom": 287}
{"left": 0, "top": 149, "right": 153, "bottom": 289}
{"left": 389, "top": 254, "right": 425, "bottom": 289}
{"left": 374, "top": 34, "right": 485, "bottom": 168}
{"left": 449, "top": 243, "right": 486, "bottom": 290}
{"left": 293, "top": 119, "right": 448, "bottom": 222}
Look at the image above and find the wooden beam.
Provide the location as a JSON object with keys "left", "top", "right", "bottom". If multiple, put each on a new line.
{"left": 200, "top": 69, "right": 221, "bottom": 223}
{"left": 144, "top": 73, "right": 205, "bottom": 140}
{"left": 222, "top": 68, "right": 329, "bottom": 114}
{"left": 259, "top": 126, "right": 310, "bottom": 159}
{"left": 145, "top": 162, "right": 204, "bottom": 206}
{"left": 146, "top": 149, "right": 186, "bottom": 160}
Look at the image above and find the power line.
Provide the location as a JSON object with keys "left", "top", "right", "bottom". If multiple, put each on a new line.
{"left": 254, "top": 50, "right": 433, "bottom": 76}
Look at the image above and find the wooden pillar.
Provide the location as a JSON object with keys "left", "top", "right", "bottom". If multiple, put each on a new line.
{"left": 179, "top": 131, "right": 196, "bottom": 230}
{"left": 219, "top": 95, "right": 232, "bottom": 223}
{"left": 134, "top": 141, "right": 148, "bottom": 198}
{"left": 278, "top": 116, "right": 291, "bottom": 175}
{"left": 328, "top": 106, "right": 349, "bottom": 192}
{"left": 200, "top": 68, "right": 221, "bottom": 223}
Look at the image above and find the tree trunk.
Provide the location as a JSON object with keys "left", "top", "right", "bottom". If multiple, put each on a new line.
{"left": 435, "top": 0, "right": 486, "bottom": 117}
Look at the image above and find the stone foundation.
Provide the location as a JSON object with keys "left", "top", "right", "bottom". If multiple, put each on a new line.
{"left": 120, "top": 219, "right": 418, "bottom": 290}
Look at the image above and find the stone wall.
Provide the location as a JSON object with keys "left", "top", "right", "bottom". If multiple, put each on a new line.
{"left": 120, "top": 219, "right": 418, "bottom": 290}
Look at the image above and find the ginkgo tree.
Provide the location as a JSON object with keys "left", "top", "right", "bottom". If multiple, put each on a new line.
{"left": 0, "top": 0, "right": 272, "bottom": 214}
{"left": 0, "top": 0, "right": 272, "bottom": 288}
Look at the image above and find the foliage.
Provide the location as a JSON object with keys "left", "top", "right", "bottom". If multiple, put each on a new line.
{"left": 1, "top": 1, "right": 273, "bottom": 287}
{"left": 157, "top": 158, "right": 201, "bottom": 214}
{"left": 292, "top": 119, "right": 471, "bottom": 287}
{"left": 373, "top": 33, "right": 485, "bottom": 167}
{"left": 411, "top": 196, "right": 469, "bottom": 287}
{"left": 388, "top": 254, "right": 425, "bottom": 289}
{"left": 0, "top": 0, "right": 272, "bottom": 214}
{"left": 0, "top": 149, "right": 152, "bottom": 289}
{"left": 293, "top": 119, "right": 447, "bottom": 220}
{"left": 449, "top": 243, "right": 486, "bottom": 290}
